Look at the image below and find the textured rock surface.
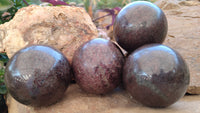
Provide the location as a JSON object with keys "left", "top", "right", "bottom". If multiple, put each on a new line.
{"left": 0, "top": 5, "right": 98, "bottom": 63}
{"left": 155, "top": 0, "right": 181, "bottom": 10}
{"left": 6, "top": 84, "right": 200, "bottom": 113}
{"left": 155, "top": 0, "right": 200, "bottom": 94}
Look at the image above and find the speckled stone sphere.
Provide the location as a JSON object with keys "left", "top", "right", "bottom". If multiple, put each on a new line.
{"left": 114, "top": 1, "right": 168, "bottom": 53}
{"left": 123, "top": 44, "right": 190, "bottom": 107}
{"left": 5, "top": 45, "right": 71, "bottom": 107}
{"left": 72, "top": 38, "right": 124, "bottom": 94}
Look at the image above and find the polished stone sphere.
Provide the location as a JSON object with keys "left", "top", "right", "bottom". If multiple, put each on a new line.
{"left": 72, "top": 38, "right": 124, "bottom": 94}
{"left": 123, "top": 44, "right": 190, "bottom": 107}
{"left": 5, "top": 45, "right": 71, "bottom": 107}
{"left": 114, "top": 1, "right": 168, "bottom": 53}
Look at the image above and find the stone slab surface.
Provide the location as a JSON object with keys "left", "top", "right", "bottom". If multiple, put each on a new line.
{"left": 7, "top": 84, "right": 200, "bottom": 113}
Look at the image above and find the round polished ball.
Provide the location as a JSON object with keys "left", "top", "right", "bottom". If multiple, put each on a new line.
{"left": 72, "top": 38, "right": 124, "bottom": 94}
{"left": 123, "top": 44, "right": 190, "bottom": 107}
{"left": 114, "top": 1, "right": 168, "bottom": 53}
{"left": 5, "top": 45, "right": 71, "bottom": 107}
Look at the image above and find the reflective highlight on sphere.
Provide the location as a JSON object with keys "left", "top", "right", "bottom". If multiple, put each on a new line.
{"left": 5, "top": 45, "right": 71, "bottom": 107}
{"left": 72, "top": 38, "right": 124, "bottom": 94}
{"left": 123, "top": 44, "right": 190, "bottom": 107}
{"left": 114, "top": 1, "right": 168, "bottom": 53}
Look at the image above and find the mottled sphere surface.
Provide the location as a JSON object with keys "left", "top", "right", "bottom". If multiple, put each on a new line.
{"left": 72, "top": 38, "right": 124, "bottom": 94}
{"left": 123, "top": 44, "right": 190, "bottom": 107}
{"left": 5, "top": 45, "right": 71, "bottom": 107}
{"left": 114, "top": 1, "right": 168, "bottom": 53}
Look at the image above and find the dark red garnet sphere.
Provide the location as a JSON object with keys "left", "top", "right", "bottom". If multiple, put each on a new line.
{"left": 114, "top": 1, "right": 168, "bottom": 53}
{"left": 123, "top": 44, "right": 190, "bottom": 107}
{"left": 5, "top": 45, "right": 71, "bottom": 107}
{"left": 72, "top": 38, "right": 124, "bottom": 95}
